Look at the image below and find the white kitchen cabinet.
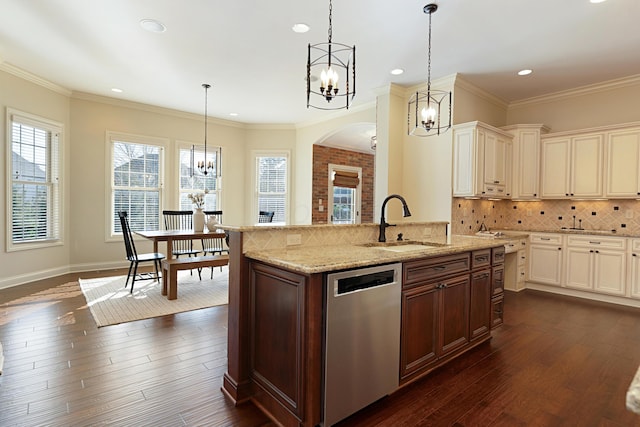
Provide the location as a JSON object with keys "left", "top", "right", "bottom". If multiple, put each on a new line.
{"left": 452, "top": 121, "right": 513, "bottom": 198}
{"left": 504, "top": 238, "right": 527, "bottom": 292}
{"left": 565, "top": 235, "right": 626, "bottom": 296}
{"left": 605, "top": 127, "right": 640, "bottom": 198}
{"left": 540, "top": 132, "right": 604, "bottom": 198}
{"left": 628, "top": 239, "right": 640, "bottom": 299}
{"left": 528, "top": 233, "right": 563, "bottom": 286}
{"left": 503, "top": 124, "right": 549, "bottom": 200}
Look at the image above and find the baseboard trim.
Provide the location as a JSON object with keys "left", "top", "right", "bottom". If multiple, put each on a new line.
{"left": 0, "top": 261, "right": 129, "bottom": 290}
{"left": 525, "top": 282, "right": 640, "bottom": 309}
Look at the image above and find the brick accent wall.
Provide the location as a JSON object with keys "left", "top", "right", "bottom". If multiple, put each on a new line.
{"left": 312, "top": 145, "right": 375, "bottom": 224}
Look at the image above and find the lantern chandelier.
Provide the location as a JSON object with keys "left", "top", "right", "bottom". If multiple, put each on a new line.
{"left": 198, "top": 83, "right": 213, "bottom": 175}
{"left": 306, "top": 0, "right": 356, "bottom": 110}
{"left": 190, "top": 83, "right": 222, "bottom": 193}
{"left": 408, "top": 4, "right": 452, "bottom": 137}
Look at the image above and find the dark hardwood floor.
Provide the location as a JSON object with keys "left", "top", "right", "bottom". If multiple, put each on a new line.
{"left": 1, "top": 271, "right": 640, "bottom": 426}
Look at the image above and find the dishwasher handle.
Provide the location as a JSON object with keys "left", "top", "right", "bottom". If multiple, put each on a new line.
{"left": 336, "top": 268, "right": 398, "bottom": 296}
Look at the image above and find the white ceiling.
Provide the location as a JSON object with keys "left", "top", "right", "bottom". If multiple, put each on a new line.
{"left": 1, "top": 0, "right": 639, "bottom": 133}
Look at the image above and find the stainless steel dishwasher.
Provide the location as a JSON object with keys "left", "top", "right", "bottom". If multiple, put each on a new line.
{"left": 323, "top": 263, "right": 402, "bottom": 426}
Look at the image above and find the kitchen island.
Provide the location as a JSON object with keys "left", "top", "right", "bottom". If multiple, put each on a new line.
{"left": 220, "top": 222, "right": 507, "bottom": 427}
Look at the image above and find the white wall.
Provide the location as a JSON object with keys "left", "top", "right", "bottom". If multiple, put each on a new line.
{"left": 0, "top": 68, "right": 72, "bottom": 287}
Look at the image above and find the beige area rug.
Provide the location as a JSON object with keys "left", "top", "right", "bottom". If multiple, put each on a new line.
{"left": 79, "top": 267, "right": 228, "bottom": 327}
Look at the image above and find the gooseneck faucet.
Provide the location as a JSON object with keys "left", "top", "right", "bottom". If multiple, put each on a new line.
{"left": 378, "top": 194, "right": 412, "bottom": 242}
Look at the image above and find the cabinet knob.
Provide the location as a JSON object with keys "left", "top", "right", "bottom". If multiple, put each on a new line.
{"left": 558, "top": 248, "right": 562, "bottom": 250}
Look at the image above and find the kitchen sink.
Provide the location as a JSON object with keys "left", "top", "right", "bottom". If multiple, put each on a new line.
{"left": 359, "top": 241, "right": 447, "bottom": 252}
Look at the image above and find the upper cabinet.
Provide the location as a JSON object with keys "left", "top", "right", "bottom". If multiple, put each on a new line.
{"left": 503, "top": 124, "right": 549, "bottom": 200}
{"left": 453, "top": 121, "right": 513, "bottom": 198}
{"left": 605, "top": 127, "right": 640, "bottom": 198}
{"left": 541, "top": 132, "right": 604, "bottom": 198}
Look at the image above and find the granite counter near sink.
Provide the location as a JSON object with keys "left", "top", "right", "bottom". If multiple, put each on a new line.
{"left": 244, "top": 234, "right": 507, "bottom": 274}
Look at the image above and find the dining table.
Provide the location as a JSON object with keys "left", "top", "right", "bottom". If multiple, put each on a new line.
{"left": 134, "top": 228, "right": 227, "bottom": 260}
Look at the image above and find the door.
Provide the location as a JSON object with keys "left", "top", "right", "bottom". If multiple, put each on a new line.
{"left": 565, "top": 247, "right": 593, "bottom": 291}
{"left": 606, "top": 128, "right": 640, "bottom": 197}
{"left": 570, "top": 133, "right": 604, "bottom": 197}
{"left": 593, "top": 250, "right": 626, "bottom": 296}
{"left": 528, "top": 245, "right": 563, "bottom": 285}
{"left": 541, "top": 138, "right": 571, "bottom": 198}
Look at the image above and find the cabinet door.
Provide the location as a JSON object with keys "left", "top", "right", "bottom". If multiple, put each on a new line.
{"left": 400, "top": 285, "right": 439, "bottom": 379}
{"left": 541, "top": 138, "right": 571, "bottom": 198}
{"left": 469, "top": 269, "right": 491, "bottom": 342}
{"left": 571, "top": 133, "right": 604, "bottom": 197}
{"left": 606, "top": 129, "right": 640, "bottom": 198}
{"left": 453, "top": 127, "right": 481, "bottom": 196}
{"left": 516, "top": 129, "right": 541, "bottom": 198}
{"left": 484, "top": 131, "right": 507, "bottom": 186}
{"left": 629, "top": 253, "right": 640, "bottom": 299}
{"left": 565, "top": 247, "right": 593, "bottom": 290}
{"left": 528, "top": 244, "right": 563, "bottom": 285}
{"left": 593, "top": 250, "right": 626, "bottom": 296}
{"left": 439, "top": 275, "right": 470, "bottom": 357}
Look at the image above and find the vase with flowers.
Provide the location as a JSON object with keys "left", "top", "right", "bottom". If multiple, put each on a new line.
{"left": 188, "top": 192, "right": 206, "bottom": 232}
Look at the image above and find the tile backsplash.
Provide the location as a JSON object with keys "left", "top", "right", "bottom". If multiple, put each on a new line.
{"left": 452, "top": 198, "right": 640, "bottom": 236}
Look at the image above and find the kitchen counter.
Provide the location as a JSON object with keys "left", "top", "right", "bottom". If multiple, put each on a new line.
{"left": 244, "top": 234, "right": 508, "bottom": 274}
{"left": 627, "top": 365, "right": 640, "bottom": 414}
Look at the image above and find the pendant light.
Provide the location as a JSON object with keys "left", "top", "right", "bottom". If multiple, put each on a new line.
{"left": 307, "top": 0, "right": 356, "bottom": 110}
{"left": 198, "top": 83, "right": 213, "bottom": 176}
{"left": 408, "top": 4, "right": 451, "bottom": 137}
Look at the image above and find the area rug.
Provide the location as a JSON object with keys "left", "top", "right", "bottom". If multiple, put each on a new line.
{"left": 79, "top": 267, "right": 228, "bottom": 327}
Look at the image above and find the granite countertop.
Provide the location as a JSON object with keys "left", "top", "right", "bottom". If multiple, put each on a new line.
{"left": 245, "top": 235, "right": 508, "bottom": 274}
{"left": 627, "top": 365, "right": 640, "bottom": 414}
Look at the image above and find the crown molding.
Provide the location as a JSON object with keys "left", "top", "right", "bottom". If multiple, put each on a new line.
{"left": 295, "top": 99, "right": 376, "bottom": 130}
{"left": 510, "top": 74, "right": 640, "bottom": 108}
{"left": 71, "top": 91, "right": 248, "bottom": 129}
{"left": 454, "top": 75, "right": 509, "bottom": 110}
{"left": 0, "top": 62, "right": 72, "bottom": 96}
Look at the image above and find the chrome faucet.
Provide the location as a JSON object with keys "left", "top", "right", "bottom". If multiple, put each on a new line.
{"left": 378, "top": 194, "right": 412, "bottom": 242}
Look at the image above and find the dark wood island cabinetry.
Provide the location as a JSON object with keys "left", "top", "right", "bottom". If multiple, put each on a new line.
{"left": 222, "top": 228, "right": 505, "bottom": 427}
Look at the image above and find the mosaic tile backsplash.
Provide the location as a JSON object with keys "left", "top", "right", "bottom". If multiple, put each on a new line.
{"left": 452, "top": 198, "right": 640, "bottom": 236}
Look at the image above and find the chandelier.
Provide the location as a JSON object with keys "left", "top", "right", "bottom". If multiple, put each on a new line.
{"left": 408, "top": 4, "right": 452, "bottom": 137}
{"left": 307, "top": 0, "right": 356, "bottom": 110}
{"left": 198, "top": 83, "right": 214, "bottom": 175}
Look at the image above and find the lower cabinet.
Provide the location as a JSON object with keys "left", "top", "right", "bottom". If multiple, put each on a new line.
{"left": 400, "top": 248, "right": 504, "bottom": 385}
{"left": 400, "top": 274, "right": 470, "bottom": 380}
{"left": 565, "top": 235, "right": 626, "bottom": 296}
{"left": 528, "top": 233, "right": 564, "bottom": 286}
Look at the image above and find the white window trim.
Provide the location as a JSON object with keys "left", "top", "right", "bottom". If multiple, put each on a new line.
{"left": 105, "top": 131, "right": 168, "bottom": 242}
{"left": 328, "top": 164, "right": 362, "bottom": 224}
{"left": 252, "top": 150, "right": 290, "bottom": 225}
{"left": 6, "top": 108, "right": 64, "bottom": 252}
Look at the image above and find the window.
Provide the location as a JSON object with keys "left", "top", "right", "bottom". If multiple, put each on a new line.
{"left": 109, "top": 133, "right": 165, "bottom": 236}
{"left": 329, "top": 165, "right": 361, "bottom": 224}
{"left": 178, "top": 145, "right": 221, "bottom": 210}
{"left": 255, "top": 153, "right": 288, "bottom": 224}
{"left": 7, "top": 109, "right": 62, "bottom": 250}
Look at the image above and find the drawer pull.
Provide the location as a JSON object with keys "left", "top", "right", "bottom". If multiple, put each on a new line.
{"left": 540, "top": 237, "right": 551, "bottom": 241}
{"left": 433, "top": 266, "right": 446, "bottom": 271}
{"left": 476, "top": 273, "right": 490, "bottom": 279}
{"left": 589, "top": 241, "right": 601, "bottom": 245}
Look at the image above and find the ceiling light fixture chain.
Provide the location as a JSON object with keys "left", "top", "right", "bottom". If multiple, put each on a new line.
{"left": 407, "top": 3, "right": 452, "bottom": 137}
{"left": 192, "top": 83, "right": 215, "bottom": 193}
{"left": 306, "top": 0, "right": 356, "bottom": 110}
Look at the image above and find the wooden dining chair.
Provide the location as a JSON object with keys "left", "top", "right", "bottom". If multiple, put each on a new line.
{"left": 162, "top": 210, "right": 201, "bottom": 277}
{"left": 202, "top": 210, "right": 228, "bottom": 278}
{"left": 258, "top": 210, "right": 275, "bottom": 223}
{"left": 118, "top": 211, "right": 165, "bottom": 293}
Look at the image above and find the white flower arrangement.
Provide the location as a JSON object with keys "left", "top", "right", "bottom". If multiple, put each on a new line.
{"left": 188, "top": 192, "right": 205, "bottom": 208}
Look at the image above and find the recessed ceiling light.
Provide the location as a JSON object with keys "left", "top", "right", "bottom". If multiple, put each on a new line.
{"left": 590, "top": 0, "right": 607, "bottom": 3}
{"left": 390, "top": 68, "right": 404, "bottom": 75}
{"left": 518, "top": 69, "right": 533, "bottom": 76}
{"left": 140, "top": 19, "right": 166, "bottom": 33}
{"left": 292, "top": 23, "right": 310, "bottom": 33}
{"left": 111, "top": 88, "right": 123, "bottom": 93}
{"left": 229, "top": 112, "right": 238, "bottom": 117}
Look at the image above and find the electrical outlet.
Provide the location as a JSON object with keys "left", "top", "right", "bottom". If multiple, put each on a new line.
{"left": 423, "top": 227, "right": 432, "bottom": 236}
{"left": 286, "top": 234, "right": 302, "bottom": 246}
{"left": 527, "top": 209, "right": 532, "bottom": 217}
{"left": 626, "top": 210, "right": 634, "bottom": 219}
{"left": 319, "top": 205, "right": 324, "bottom": 212}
